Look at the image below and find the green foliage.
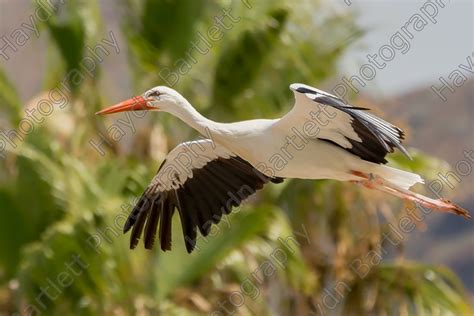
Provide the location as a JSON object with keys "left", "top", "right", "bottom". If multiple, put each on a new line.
{"left": 141, "top": 0, "right": 207, "bottom": 57}
{"left": 344, "top": 263, "right": 472, "bottom": 315}
{"left": 34, "top": 0, "right": 102, "bottom": 93}
{"left": 212, "top": 7, "right": 289, "bottom": 108}
{"left": 0, "top": 144, "right": 64, "bottom": 281}
{"left": 0, "top": 67, "right": 22, "bottom": 125}
{"left": 156, "top": 204, "right": 278, "bottom": 298}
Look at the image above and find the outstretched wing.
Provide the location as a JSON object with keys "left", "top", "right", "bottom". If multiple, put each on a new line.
{"left": 290, "top": 83, "right": 410, "bottom": 164}
{"left": 123, "top": 139, "right": 283, "bottom": 253}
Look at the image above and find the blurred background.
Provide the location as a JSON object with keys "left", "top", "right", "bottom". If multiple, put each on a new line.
{"left": 0, "top": 0, "right": 472, "bottom": 315}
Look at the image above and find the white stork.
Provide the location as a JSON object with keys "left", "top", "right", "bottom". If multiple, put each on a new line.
{"left": 96, "top": 83, "right": 470, "bottom": 253}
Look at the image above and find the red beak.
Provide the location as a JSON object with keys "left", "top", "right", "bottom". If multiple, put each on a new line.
{"left": 95, "top": 96, "right": 153, "bottom": 115}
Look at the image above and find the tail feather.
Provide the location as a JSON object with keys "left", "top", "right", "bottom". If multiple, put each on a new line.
{"left": 370, "top": 165, "right": 424, "bottom": 190}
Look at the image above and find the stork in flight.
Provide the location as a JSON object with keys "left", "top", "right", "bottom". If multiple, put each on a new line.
{"left": 96, "top": 83, "right": 470, "bottom": 253}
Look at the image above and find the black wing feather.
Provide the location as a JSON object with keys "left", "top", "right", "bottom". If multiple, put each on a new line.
{"left": 144, "top": 200, "right": 160, "bottom": 249}
{"left": 183, "top": 183, "right": 212, "bottom": 237}
{"left": 159, "top": 196, "right": 174, "bottom": 251}
{"left": 124, "top": 156, "right": 283, "bottom": 253}
{"left": 304, "top": 91, "right": 410, "bottom": 164}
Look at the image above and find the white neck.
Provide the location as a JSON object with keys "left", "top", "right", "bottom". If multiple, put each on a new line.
{"left": 164, "top": 98, "right": 224, "bottom": 139}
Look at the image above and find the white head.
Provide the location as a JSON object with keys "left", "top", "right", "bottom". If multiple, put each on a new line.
{"left": 96, "top": 86, "right": 189, "bottom": 115}
{"left": 143, "top": 86, "right": 190, "bottom": 112}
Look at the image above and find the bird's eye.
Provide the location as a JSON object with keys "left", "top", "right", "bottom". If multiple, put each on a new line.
{"left": 147, "top": 91, "right": 161, "bottom": 98}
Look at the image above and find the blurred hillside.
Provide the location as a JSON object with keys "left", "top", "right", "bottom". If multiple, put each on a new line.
{"left": 379, "top": 78, "right": 474, "bottom": 295}
{"left": 383, "top": 78, "right": 473, "bottom": 187}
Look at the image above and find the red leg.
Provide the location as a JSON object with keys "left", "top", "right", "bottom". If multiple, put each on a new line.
{"left": 350, "top": 170, "right": 471, "bottom": 219}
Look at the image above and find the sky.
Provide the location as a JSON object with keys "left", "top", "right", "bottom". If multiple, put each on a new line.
{"left": 339, "top": 0, "right": 473, "bottom": 97}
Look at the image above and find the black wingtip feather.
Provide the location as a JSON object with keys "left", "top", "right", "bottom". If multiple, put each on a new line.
{"left": 159, "top": 199, "right": 173, "bottom": 251}
{"left": 144, "top": 200, "right": 160, "bottom": 249}
{"left": 130, "top": 208, "right": 148, "bottom": 249}
{"left": 271, "top": 177, "right": 285, "bottom": 184}
{"left": 176, "top": 190, "right": 198, "bottom": 253}
{"left": 123, "top": 198, "right": 144, "bottom": 234}
{"left": 182, "top": 183, "right": 212, "bottom": 237}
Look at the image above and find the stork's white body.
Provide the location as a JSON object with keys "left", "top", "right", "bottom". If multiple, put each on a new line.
{"left": 189, "top": 87, "right": 420, "bottom": 189}
{"left": 215, "top": 119, "right": 365, "bottom": 181}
